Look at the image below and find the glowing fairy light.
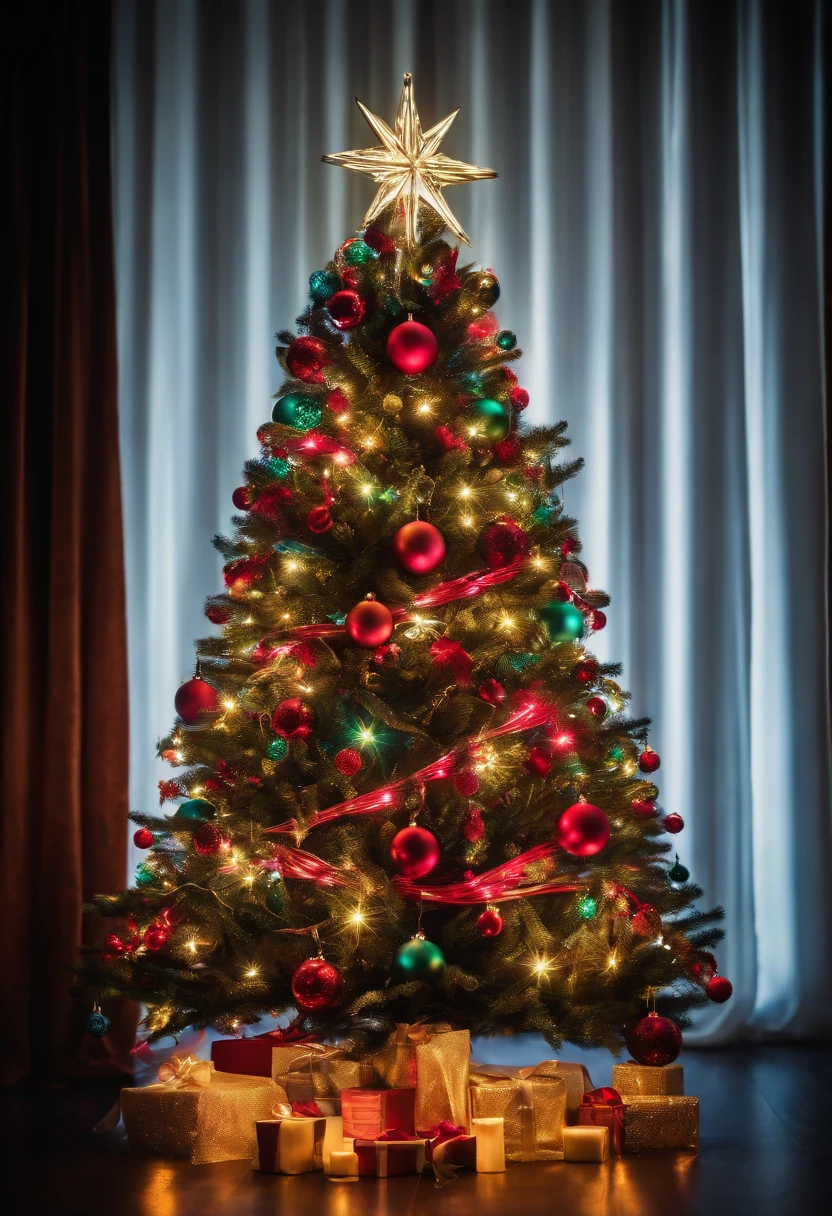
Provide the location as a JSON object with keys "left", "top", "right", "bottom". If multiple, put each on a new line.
{"left": 459, "top": 486, "right": 471, "bottom": 498}
{"left": 607, "top": 953, "right": 618, "bottom": 970}
{"left": 418, "top": 402, "right": 432, "bottom": 414}
{"left": 244, "top": 966, "right": 260, "bottom": 979}
{"left": 531, "top": 955, "right": 552, "bottom": 979}
{"left": 286, "top": 560, "right": 299, "bottom": 573}
{"left": 461, "top": 515, "right": 474, "bottom": 527}
{"left": 506, "top": 491, "right": 517, "bottom": 502}
{"left": 348, "top": 908, "right": 365, "bottom": 927}
{"left": 223, "top": 699, "right": 236, "bottom": 711}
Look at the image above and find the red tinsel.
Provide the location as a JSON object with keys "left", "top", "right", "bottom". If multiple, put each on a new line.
{"left": 435, "top": 424, "right": 467, "bottom": 453}
{"left": 251, "top": 485, "right": 293, "bottom": 522}
{"left": 158, "top": 779, "right": 181, "bottom": 804}
{"left": 426, "top": 249, "right": 461, "bottom": 303}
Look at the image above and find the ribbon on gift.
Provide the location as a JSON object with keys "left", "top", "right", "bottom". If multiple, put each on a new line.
{"left": 377, "top": 1127, "right": 419, "bottom": 1142}
{"left": 272, "top": 1099, "right": 328, "bottom": 1119}
{"left": 155, "top": 1054, "right": 212, "bottom": 1090}
{"left": 578, "top": 1086, "right": 627, "bottom": 1155}
{"left": 374, "top": 1022, "right": 453, "bottom": 1088}
{"left": 418, "top": 1120, "right": 466, "bottom": 1146}
{"left": 469, "top": 1068, "right": 537, "bottom": 1161}
{"left": 470, "top": 1063, "right": 570, "bottom": 1162}
{"left": 279, "top": 1040, "right": 372, "bottom": 1102}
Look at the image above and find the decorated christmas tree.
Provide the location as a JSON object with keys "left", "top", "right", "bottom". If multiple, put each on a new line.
{"left": 79, "top": 75, "right": 728, "bottom": 1062}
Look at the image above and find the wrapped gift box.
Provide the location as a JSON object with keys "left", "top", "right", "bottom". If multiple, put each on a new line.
{"left": 468, "top": 1062, "right": 568, "bottom": 1161}
{"left": 255, "top": 1115, "right": 325, "bottom": 1174}
{"left": 120, "top": 1057, "right": 279, "bottom": 1164}
{"left": 374, "top": 1024, "right": 471, "bottom": 1130}
{"left": 612, "top": 1062, "right": 684, "bottom": 1097}
{"left": 355, "top": 1135, "right": 427, "bottom": 1177}
{"left": 341, "top": 1087, "right": 416, "bottom": 1139}
{"left": 577, "top": 1087, "right": 627, "bottom": 1155}
{"left": 211, "top": 1035, "right": 374, "bottom": 1102}
{"left": 624, "top": 1096, "right": 699, "bottom": 1152}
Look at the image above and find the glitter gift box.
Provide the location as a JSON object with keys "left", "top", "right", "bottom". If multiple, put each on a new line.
{"left": 373, "top": 1024, "right": 471, "bottom": 1130}
{"left": 612, "top": 1062, "right": 684, "bottom": 1097}
{"left": 468, "top": 1062, "right": 568, "bottom": 1161}
{"left": 624, "top": 1095, "right": 699, "bottom": 1152}
{"left": 120, "top": 1056, "right": 279, "bottom": 1165}
{"left": 211, "top": 1035, "right": 374, "bottom": 1103}
{"left": 341, "top": 1087, "right": 416, "bottom": 1139}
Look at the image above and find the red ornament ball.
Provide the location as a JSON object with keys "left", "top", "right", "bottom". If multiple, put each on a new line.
{"left": 639, "top": 748, "right": 661, "bottom": 773}
{"left": 626, "top": 1012, "right": 683, "bottom": 1066}
{"left": 286, "top": 335, "right": 327, "bottom": 383}
{"left": 664, "top": 813, "right": 685, "bottom": 834}
{"left": 509, "top": 386, "right": 529, "bottom": 410}
{"left": 555, "top": 801, "right": 611, "bottom": 856}
{"left": 591, "top": 610, "right": 607, "bottom": 631}
{"left": 706, "top": 976, "right": 733, "bottom": 1003}
{"left": 478, "top": 908, "right": 503, "bottom": 937}
{"left": 525, "top": 746, "right": 553, "bottom": 777}
{"left": 193, "top": 822, "right": 227, "bottom": 856}
{"left": 574, "top": 659, "right": 599, "bottom": 684}
{"left": 454, "top": 769, "right": 479, "bottom": 797}
{"left": 631, "top": 798, "right": 658, "bottom": 817}
{"left": 390, "top": 825, "right": 441, "bottom": 879}
{"left": 335, "top": 748, "right": 362, "bottom": 777}
{"left": 133, "top": 827, "right": 154, "bottom": 850}
{"left": 392, "top": 521, "right": 446, "bottom": 575}
{"left": 205, "top": 605, "right": 231, "bottom": 625}
{"left": 144, "top": 924, "right": 169, "bottom": 951}
{"left": 689, "top": 951, "right": 718, "bottom": 983}
{"left": 327, "top": 289, "right": 366, "bottom": 329}
{"left": 586, "top": 696, "right": 607, "bottom": 719}
{"left": 386, "top": 320, "right": 438, "bottom": 374}
{"left": 306, "top": 505, "right": 332, "bottom": 533}
{"left": 232, "top": 486, "right": 251, "bottom": 510}
{"left": 480, "top": 518, "right": 530, "bottom": 569}
{"left": 174, "top": 676, "right": 219, "bottom": 724}
{"left": 291, "top": 957, "right": 344, "bottom": 1010}
{"left": 271, "top": 697, "right": 316, "bottom": 739}
{"left": 478, "top": 679, "right": 506, "bottom": 705}
{"left": 345, "top": 598, "right": 394, "bottom": 648}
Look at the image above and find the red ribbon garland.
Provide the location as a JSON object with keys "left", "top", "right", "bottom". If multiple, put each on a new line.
{"left": 429, "top": 638, "right": 473, "bottom": 687}
{"left": 394, "top": 840, "right": 583, "bottom": 905}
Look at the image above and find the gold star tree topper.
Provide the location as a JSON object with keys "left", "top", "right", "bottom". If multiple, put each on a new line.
{"left": 323, "top": 73, "right": 497, "bottom": 247}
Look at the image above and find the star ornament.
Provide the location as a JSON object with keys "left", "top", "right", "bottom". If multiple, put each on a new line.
{"left": 323, "top": 73, "right": 497, "bottom": 247}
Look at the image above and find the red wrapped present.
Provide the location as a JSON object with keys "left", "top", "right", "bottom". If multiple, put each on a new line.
{"left": 212, "top": 1028, "right": 316, "bottom": 1079}
{"left": 355, "top": 1130, "right": 427, "bottom": 1177}
{"left": 578, "top": 1086, "right": 627, "bottom": 1155}
{"left": 431, "top": 1133, "right": 477, "bottom": 1172}
{"left": 418, "top": 1120, "right": 466, "bottom": 1163}
{"left": 341, "top": 1087, "right": 415, "bottom": 1139}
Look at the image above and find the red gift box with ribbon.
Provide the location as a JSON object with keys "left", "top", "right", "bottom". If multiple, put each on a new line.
{"left": 354, "top": 1129, "right": 427, "bottom": 1177}
{"left": 341, "top": 1087, "right": 416, "bottom": 1139}
{"left": 212, "top": 1026, "right": 318, "bottom": 1079}
{"left": 577, "top": 1086, "right": 627, "bottom": 1155}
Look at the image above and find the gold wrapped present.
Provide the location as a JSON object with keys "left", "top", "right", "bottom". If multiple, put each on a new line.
{"left": 624, "top": 1096, "right": 699, "bottom": 1152}
{"left": 120, "top": 1055, "right": 280, "bottom": 1164}
{"left": 468, "top": 1062, "right": 568, "bottom": 1161}
{"left": 373, "top": 1024, "right": 470, "bottom": 1130}
{"left": 612, "top": 1061, "right": 684, "bottom": 1096}
{"left": 277, "top": 1044, "right": 376, "bottom": 1104}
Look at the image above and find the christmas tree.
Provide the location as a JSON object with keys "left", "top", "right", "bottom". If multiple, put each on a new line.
{"left": 79, "top": 76, "right": 728, "bottom": 1058}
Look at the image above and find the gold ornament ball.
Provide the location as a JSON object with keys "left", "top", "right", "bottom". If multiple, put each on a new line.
{"left": 383, "top": 394, "right": 403, "bottom": 415}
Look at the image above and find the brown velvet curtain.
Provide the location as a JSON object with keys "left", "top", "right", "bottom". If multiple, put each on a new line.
{"left": 0, "top": 0, "right": 133, "bottom": 1083}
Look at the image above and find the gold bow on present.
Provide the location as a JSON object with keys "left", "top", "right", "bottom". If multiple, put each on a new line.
{"left": 155, "top": 1054, "right": 213, "bottom": 1090}
{"left": 374, "top": 1022, "right": 452, "bottom": 1089}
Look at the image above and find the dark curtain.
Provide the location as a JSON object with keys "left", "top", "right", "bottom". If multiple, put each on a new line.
{"left": 0, "top": 0, "right": 133, "bottom": 1084}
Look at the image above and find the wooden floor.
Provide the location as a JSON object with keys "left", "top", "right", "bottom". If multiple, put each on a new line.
{"left": 5, "top": 1044, "right": 831, "bottom": 1216}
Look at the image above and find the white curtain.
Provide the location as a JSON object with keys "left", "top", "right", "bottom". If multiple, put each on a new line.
{"left": 113, "top": 0, "right": 830, "bottom": 1041}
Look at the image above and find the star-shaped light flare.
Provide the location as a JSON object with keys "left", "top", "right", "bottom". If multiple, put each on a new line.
{"left": 323, "top": 73, "right": 497, "bottom": 246}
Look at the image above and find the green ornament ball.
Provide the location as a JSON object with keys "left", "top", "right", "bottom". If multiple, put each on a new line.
{"left": 267, "top": 456, "right": 291, "bottom": 478}
{"left": 309, "top": 269, "right": 340, "bottom": 303}
{"left": 342, "top": 238, "right": 378, "bottom": 267}
{"left": 496, "top": 329, "right": 517, "bottom": 351}
{"left": 266, "top": 874, "right": 285, "bottom": 913}
{"left": 608, "top": 745, "right": 625, "bottom": 762}
{"left": 577, "top": 894, "right": 598, "bottom": 920}
{"left": 668, "top": 860, "right": 690, "bottom": 885}
{"left": 394, "top": 935, "right": 446, "bottom": 979}
{"left": 134, "top": 861, "right": 156, "bottom": 887}
{"left": 539, "top": 600, "right": 585, "bottom": 643}
{"left": 178, "top": 798, "right": 216, "bottom": 821}
{"left": 266, "top": 736, "right": 288, "bottom": 762}
{"left": 272, "top": 393, "right": 322, "bottom": 431}
{"left": 472, "top": 398, "right": 510, "bottom": 442}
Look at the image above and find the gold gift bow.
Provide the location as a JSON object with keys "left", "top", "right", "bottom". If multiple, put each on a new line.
{"left": 469, "top": 1064, "right": 559, "bottom": 1162}
{"left": 281, "top": 1041, "right": 369, "bottom": 1093}
{"left": 154, "top": 1054, "right": 213, "bottom": 1090}
{"left": 390, "top": 1021, "right": 453, "bottom": 1047}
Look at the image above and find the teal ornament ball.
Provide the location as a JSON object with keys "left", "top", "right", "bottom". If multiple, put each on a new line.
{"left": 178, "top": 798, "right": 216, "bottom": 821}
{"left": 309, "top": 269, "right": 340, "bottom": 303}
{"left": 266, "top": 873, "right": 285, "bottom": 914}
{"left": 341, "top": 238, "right": 378, "bottom": 267}
{"left": 496, "top": 330, "right": 517, "bottom": 351}
{"left": 85, "top": 1009, "right": 111, "bottom": 1038}
{"left": 395, "top": 935, "right": 446, "bottom": 979}
{"left": 266, "top": 736, "right": 288, "bottom": 762}
{"left": 272, "top": 393, "right": 322, "bottom": 431}
{"left": 668, "top": 859, "right": 690, "bottom": 885}
{"left": 539, "top": 600, "right": 585, "bottom": 643}
{"left": 134, "top": 861, "right": 155, "bottom": 887}
{"left": 472, "top": 398, "right": 511, "bottom": 441}
{"left": 577, "top": 894, "right": 598, "bottom": 920}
